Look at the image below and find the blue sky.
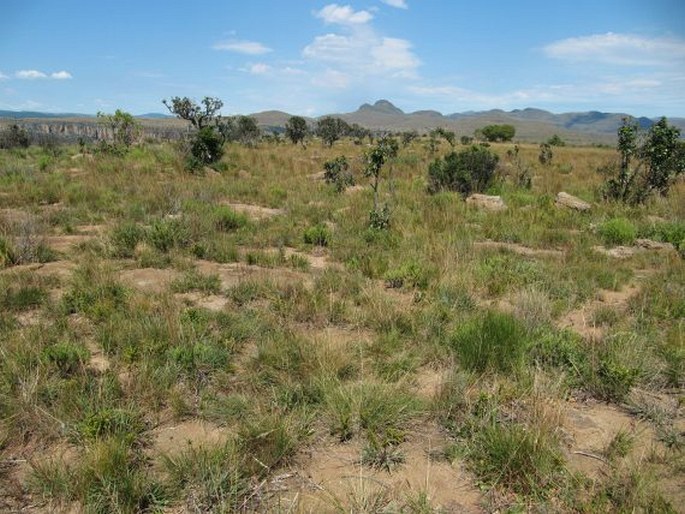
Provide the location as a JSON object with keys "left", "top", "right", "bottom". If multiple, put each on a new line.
{"left": 1, "top": 0, "right": 684, "bottom": 116}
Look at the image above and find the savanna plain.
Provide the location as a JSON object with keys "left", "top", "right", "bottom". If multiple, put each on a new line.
{"left": 0, "top": 130, "right": 683, "bottom": 513}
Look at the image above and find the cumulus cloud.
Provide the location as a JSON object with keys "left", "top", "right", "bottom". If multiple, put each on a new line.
{"left": 544, "top": 33, "right": 685, "bottom": 67}
{"left": 315, "top": 4, "right": 373, "bottom": 25}
{"left": 50, "top": 71, "right": 72, "bottom": 79}
{"left": 303, "top": 3, "right": 420, "bottom": 85}
{"left": 16, "top": 70, "right": 48, "bottom": 79}
{"left": 213, "top": 40, "right": 272, "bottom": 55}
{"left": 381, "top": 0, "right": 408, "bottom": 9}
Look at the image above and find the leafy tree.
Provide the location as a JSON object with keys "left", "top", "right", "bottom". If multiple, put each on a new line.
{"left": 96, "top": 109, "right": 141, "bottom": 154}
{"left": 232, "top": 116, "right": 261, "bottom": 146}
{"left": 285, "top": 116, "right": 308, "bottom": 146}
{"left": 460, "top": 135, "right": 474, "bottom": 145}
{"left": 479, "top": 124, "right": 516, "bottom": 142}
{"left": 602, "top": 117, "right": 685, "bottom": 204}
{"left": 364, "top": 136, "right": 399, "bottom": 229}
{"left": 427, "top": 145, "right": 499, "bottom": 196}
{"left": 348, "top": 123, "right": 371, "bottom": 144}
{"left": 316, "top": 116, "right": 349, "bottom": 147}
{"left": 547, "top": 134, "right": 565, "bottom": 147}
{"left": 0, "top": 124, "right": 31, "bottom": 149}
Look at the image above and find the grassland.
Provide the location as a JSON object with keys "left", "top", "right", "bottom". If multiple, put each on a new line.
{"left": 0, "top": 137, "right": 683, "bottom": 513}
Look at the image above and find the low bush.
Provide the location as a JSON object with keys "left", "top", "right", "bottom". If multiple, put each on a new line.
{"left": 427, "top": 145, "right": 499, "bottom": 196}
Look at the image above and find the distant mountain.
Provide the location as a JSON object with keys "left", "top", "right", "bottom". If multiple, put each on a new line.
{"left": 0, "top": 110, "right": 92, "bottom": 119}
{"left": 3, "top": 101, "right": 684, "bottom": 144}
{"left": 136, "top": 113, "right": 173, "bottom": 119}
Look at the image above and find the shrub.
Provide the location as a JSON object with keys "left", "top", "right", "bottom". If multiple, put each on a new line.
{"left": 303, "top": 224, "right": 330, "bottom": 247}
{"left": 323, "top": 156, "right": 354, "bottom": 192}
{"left": 42, "top": 341, "right": 89, "bottom": 377}
{"left": 599, "top": 218, "right": 637, "bottom": 246}
{"left": 478, "top": 124, "right": 515, "bottom": 142}
{"left": 602, "top": 117, "right": 685, "bottom": 204}
{"left": 188, "top": 126, "right": 224, "bottom": 169}
{"left": 146, "top": 218, "right": 189, "bottom": 253}
{"left": 109, "top": 222, "right": 144, "bottom": 258}
{"left": 427, "top": 145, "right": 499, "bottom": 196}
{"left": 0, "top": 236, "right": 16, "bottom": 268}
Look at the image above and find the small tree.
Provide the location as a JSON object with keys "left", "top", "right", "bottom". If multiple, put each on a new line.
{"left": 316, "top": 116, "right": 349, "bottom": 147}
{"left": 163, "top": 96, "right": 226, "bottom": 169}
{"left": 364, "top": 136, "right": 399, "bottom": 229}
{"left": 538, "top": 142, "right": 553, "bottom": 165}
{"left": 96, "top": 109, "right": 141, "bottom": 154}
{"left": 233, "top": 116, "right": 261, "bottom": 146}
{"left": 162, "top": 96, "right": 223, "bottom": 129}
{"left": 323, "top": 156, "right": 354, "bottom": 192}
{"left": 427, "top": 145, "right": 499, "bottom": 196}
{"left": 479, "top": 124, "right": 516, "bottom": 142}
{"left": 430, "top": 127, "right": 456, "bottom": 147}
{"left": 547, "top": 134, "right": 565, "bottom": 147}
{"left": 285, "top": 116, "right": 308, "bottom": 146}
{"left": 401, "top": 130, "right": 419, "bottom": 147}
{"left": 602, "top": 117, "right": 685, "bottom": 204}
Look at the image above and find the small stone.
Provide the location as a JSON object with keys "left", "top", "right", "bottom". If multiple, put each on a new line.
{"left": 465, "top": 194, "right": 506, "bottom": 211}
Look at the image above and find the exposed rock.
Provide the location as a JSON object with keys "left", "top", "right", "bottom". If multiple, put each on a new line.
{"left": 592, "top": 245, "right": 636, "bottom": 259}
{"left": 465, "top": 194, "right": 506, "bottom": 211}
{"left": 555, "top": 192, "right": 591, "bottom": 211}
{"left": 635, "top": 238, "right": 675, "bottom": 251}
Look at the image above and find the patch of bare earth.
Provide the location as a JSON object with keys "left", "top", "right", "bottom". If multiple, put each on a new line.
{"left": 175, "top": 292, "right": 230, "bottom": 312}
{"left": 558, "top": 282, "right": 641, "bottom": 340}
{"left": 119, "top": 267, "right": 179, "bottom": 294}
{"left": 151, "top": 420, "right": 229, "bottom": 454}
{"left": 268, "top": 426, "right": 483, "bottom": 513}
{"left": 196, "top": 260, "right": 314, "bottom": 289}
{"left": 0, "top": 261, "right": 75, "bottom": 280}
{"left": 473, "top": 240, "right": 564, "bottom": 258}
{"left": 220, "top": 201, "right": 285, "bottom": 220}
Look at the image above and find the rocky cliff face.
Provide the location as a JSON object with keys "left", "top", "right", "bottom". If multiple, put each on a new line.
{"left": 1, "top": 119, "right": 186, "bottom": 143}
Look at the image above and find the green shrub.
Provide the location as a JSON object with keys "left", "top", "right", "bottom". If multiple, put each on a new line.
{"left": 427, "top": 145, "right": 499, "bottom": 196}
{"left": 42, "top": 341, "right": 89, "bottom": 377}
{"left": 450, "top": 311, "right": 528, "bottom": 374}
{"left": 384, "top": 260, "right": 429, "bottom": 289}
{"left": 0, "top": 236, "right": 16, "bottom": 268}
{"left": 77, "top": 408, "right": 145, "bottom": 442}
{"left": 599, "top": 218, "right": 637, "bottom": 246}
{"left": 323, "top": 155, "right": 354, "bottom": 192}
{"left": 303, "top": 224, "right": 330, "bottom": 246}
{"left": 146, "top": 218, "right": 189, "bottom": 253}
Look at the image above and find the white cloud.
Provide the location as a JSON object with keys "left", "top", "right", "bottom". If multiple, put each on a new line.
{"left": 371, "top": 38, "right": 420, "bottom": 76}
{"left": 248, "top": 63, "right": 271, "bottom": 75}
{"left": 50, "top": 71, "right": 72, "bottom": 80}
{"left": 315, "top": 4, "right": 373, "bottom": 25}
{"left": 544, "top": 33, "right": 685, "bottom": 67}
{"left": 16, "top": 70, "right": 48, "bottom": 79}
{"left": 213, "top": 40, "right": 272, "bottom": 55}
{"left": 13, "top": 69, "right": 73, "bottom": 80}
{"left": 304, "top": 32, "right": 419, "bottom": 79}
{"left": 0, "top": 71, "right": 8, "bottom": 80}
{"left": 381, "top": 0, "right": 408, "bottom": 9}
{"left": 312, "top": 69, "right": 350, "bottom": 89}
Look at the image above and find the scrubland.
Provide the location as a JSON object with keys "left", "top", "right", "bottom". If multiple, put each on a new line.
{"left": 0, "top": 138, "right": 683, "bottom": 513}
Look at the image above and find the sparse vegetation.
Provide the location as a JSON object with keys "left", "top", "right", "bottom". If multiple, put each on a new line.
{"left": 0, "top": 119, "right": 683, "bottom": 513}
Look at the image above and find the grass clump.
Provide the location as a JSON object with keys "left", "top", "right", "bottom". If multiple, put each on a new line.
{"left": 303, "top": 224, "right": 330, "bottom": 246}
{"left": 599, "top": 217, "right": 637, "bottom": 246}
{"left": 450, "top": 311, "right": 529, "bottom": 374}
